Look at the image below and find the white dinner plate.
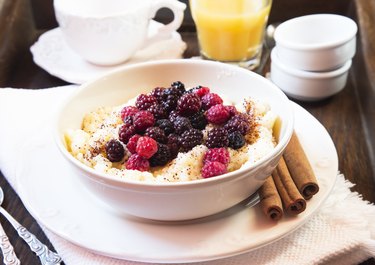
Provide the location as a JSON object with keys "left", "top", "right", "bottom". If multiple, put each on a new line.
{"left": 16, "top": 102, "right": 338, "bottom": 263}
{"left": 30, "top": 21, "right": 187, "bottom": 84}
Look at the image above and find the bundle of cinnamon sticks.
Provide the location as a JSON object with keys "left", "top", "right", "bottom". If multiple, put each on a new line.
{"left": 259, "top": 131, "right": 319, "bottom": 221}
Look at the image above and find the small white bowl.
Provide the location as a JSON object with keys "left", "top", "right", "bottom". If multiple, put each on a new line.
{"left": 55, "top": 59, "right": 294, "bottom": 221}
{"left": 274, "top": 14, "right": 357, "bottom": 71}
{"left": 270, "top": 49, "right": 352, "bottom": 101}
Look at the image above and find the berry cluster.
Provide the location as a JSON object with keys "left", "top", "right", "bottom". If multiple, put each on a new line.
{"left": 104, "top": 81, "right": 256, "bottom": 176}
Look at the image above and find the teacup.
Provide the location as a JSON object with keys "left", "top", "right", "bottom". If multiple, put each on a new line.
{"left": 54, "top": 0, "right": 186, "bottom": 66}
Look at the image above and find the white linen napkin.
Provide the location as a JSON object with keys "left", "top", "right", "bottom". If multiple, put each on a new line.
{"left": 1, "top": 86, "right": 375, "bottom": 265}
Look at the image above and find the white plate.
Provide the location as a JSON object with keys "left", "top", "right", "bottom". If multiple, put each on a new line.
{"left": 30, "top": 21, "right": 187, "bottom": 84}
{"left": 15, "top": 103, "right": 337, "bottom": 263}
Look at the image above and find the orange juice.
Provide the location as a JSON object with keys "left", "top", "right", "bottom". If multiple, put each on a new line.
{"left": 190, "top": 0, "right": 272, "bottom": 63}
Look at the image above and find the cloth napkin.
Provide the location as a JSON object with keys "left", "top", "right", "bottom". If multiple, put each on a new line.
{"left": 1, "top": 86, "right": 375, "bottom": 265}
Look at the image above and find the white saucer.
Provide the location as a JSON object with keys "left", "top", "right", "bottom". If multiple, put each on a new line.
{"left": 30, "top": 21, "right": 187, "bottom": 84}
{"left": 16, "top": 103, "right": 338, "bottom": 263}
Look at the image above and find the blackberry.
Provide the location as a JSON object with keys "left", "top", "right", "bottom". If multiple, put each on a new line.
{"left": 105, "top": 139, "right": 125, "bottom": 162}
{"left": 189, "top": 111, "right": 207, "bottom": 130}
{"left": 150, "top": 87, "right": 165, "bottom": 102}
{"left": 179, "top": 129, "right": 203, "bottom": 152}
{"left": 144, "top": 126, "right": 167, "bottom": 143}
{"left": 133, "top": 110, "right": 155, "bottom": 132}
{"left": 149, "top": 143, "right": 171, "bottom": 167}
{"left": 161, "top": 87, "right": 182, "bottom": 112}
{"left": 168, "top": 110, "right": 179, "bottom": 123}
{"left": 224, "top": 114, "right": 250, "bottom": 135}
{"left": 205, "top": 127, "right": 229, "bottom": 148}
{"left": 173, "top": 116, "right": 193, "bottom": 135}
{"left": 228, "top": 131, "right": 246, "bottom": 150}
{"left": 155, "top": 119, "right": 175, "bottom": 135}
{"left": 147, "top": 103, "right": 167, "bottom": 120}
{"left": 167, "top": 133, "right": 180, "bottom": 159}
{"left": 122, "top": 116, "right": 133, "bottom": 126}
{"left": 118, "top": 124, "right": 136, "bottom": 144}
{"left": 171, "top": 81, "right": 185, "bottom": 94}
{"left": 176, "top": 93, "right": 202, "bottom": 117}
{"left": 135, "top": 94, "right": 157, "bottom": 110}
{"left": 185, "top": 85, "right": 202, "bottom": 94}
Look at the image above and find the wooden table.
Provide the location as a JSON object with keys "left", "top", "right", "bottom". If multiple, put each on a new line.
{"left": 0, "top": 0, "right": 374, "bottom": 264}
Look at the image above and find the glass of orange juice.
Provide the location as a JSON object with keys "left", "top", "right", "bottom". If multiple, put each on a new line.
{"left": 190, "top": 0, "right": 272, "bottom": 70}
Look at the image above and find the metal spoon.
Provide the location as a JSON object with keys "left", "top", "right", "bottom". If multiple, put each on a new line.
{"left": 0, "top": 187, "right": 62, "bottom": 265}
{"left": 0, "top": 220, "right": 20, "bottom": 264}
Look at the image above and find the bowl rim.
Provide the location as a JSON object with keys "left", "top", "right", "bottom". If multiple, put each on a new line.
{"left": 274, "top": 14, "right": 358, "bottom": 51}
{"left": 54, "top": 59, "right": 294, "bottom": 189}
{"left": 271, "top": 49, "right": 352, "bottom": 79}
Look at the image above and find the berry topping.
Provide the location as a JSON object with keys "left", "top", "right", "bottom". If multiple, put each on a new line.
{"left": 176, "top": 93, "right": 202, "bottom": 117}
{"left": 205, "top": 104, "right": 231, "bottom": 125}
{"left": 203, "top": 148, "right": 230, "bottom": 166}
{"left": 105, "top": 139, "right": 125, "bottom": 162}
{"left": 173, "top": 116, "right": 193, "bottom": 135}
{"left": 118, "top": 124, "right": 136, "bottom": 144}
{"left": 206, "top": 127, "right": 229, "bottom": 148}
{"left": 194, "top": 86, "right": 210, "bottom": 97}
{"left": 144, "top": 126, "right": 167, "bottom": 143}
{"left": 120, "top": 106, "right": 139, "bottom": 121}
{"left": 149, "top": 143, "right": 171, "bottom": 167}
{"left": 155, "top": 119, "right": 175, "bottom": 135}
{"left": 171, "top": 81, "right": 185, "bottom": 94}
{"left": 126, "top": 134, "right": 141, "bottom": 154}
{"left": 135, "top": 94, "right": 157, "bottom": 110}
{"left": 136, "top": 136, "right": 158, "bottom": 159}
{"left": 126, "top": 154, "right": 150, "bottom": 171}
{"left": 161, "top": 87, "right": 182, "bottom": 112}
{"left": 201, "top": 93, "right": 223, "bottom": 110}
{"left": 189, "top": 111, "right": 207, "bottom": 130}
{"left": 168, "top": 110, "right": 179, "bottom": 123}
{"left": 179, "top": 128, "right": 203, "bottom": 152}
{"left": 201, "top": 161, "right": 227, "bottom": 178}
{"left": 147, "top": 103, "right": 167, "bottom": 120}
{"left": 133, "top": 110, "right": 155, "bottom": 132}
{"left": 225, "top": 105, "right": 238, "bottom": 117}
{"left": 122, "top": 116, "right": 133, "bottom": 126}
{"left": 228, "top": 131, "right": 246, "bottom": 150}
{"left": 224, "top": 114, "right": 251, "bottom": 135}
{"left": 150, "top": 87, "right": 165, "bottom": 102}
{"left": 167, "top": 134, "right": 180, "bottom": 159}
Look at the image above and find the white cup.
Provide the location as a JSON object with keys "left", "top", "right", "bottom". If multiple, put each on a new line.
{"left": 54, "top": 0, "right": 186, "bottom": 66}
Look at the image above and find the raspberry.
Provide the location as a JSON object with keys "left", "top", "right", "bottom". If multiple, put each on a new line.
{"left": 179, "top": 128, "right": 203, "bottom": 152}
{"left": 195, "top": 86, "right": 210, "bottom": 97}
{"left": 126, "top": 134, "right": 141, "bottom": 154}
{"left": 135, "top": 94, "right": 157, "bottom": 110}
{"left": 203, "top": 148, "right": 230, "bottom": 166}
{"left": 147, "top": 103, "right": 167, "bottom": 120}
{"left": 201, "top": 93, "right": 223, "bottom": 110}
{"left": 201, "top": 161, "right": 227, "bottom": 178}
{"left": 120, "top": 106, "right": 139, "bottom": 121}
{"left": 205, "top": 104, "right": 230, "bottom": 124}
{"left": 176, "top": 93, "right": 202, "bottom": 117}
{"left": 225, "top": 105, "right": 238, "bottom": 117}
{"left": 136, "top": 136, "right": 158, "bottom": 159}
{"left": 133, "top": 110, "right": 155, "bottom": 132}
{"left": 118, "top": 124, "right": 136, "bottom": 144}
{"left": 105, "top": 139, "right": 125, "bottom": 162}
{"left": 150, "top": 87, "right": 165, "bottom": 102}
{"left": 173, "top": 116, "right": 193, "bottom": 135}
{"left": 171, "top": 81, "right": 185, "bottom": 94}
{"left": 126, "top": 154, "right": 150, "bottom": 171}
{"left": 167, "top": 134, "right": 180, "bottom": 159}
{"left": 224, "top": 114, "right": 250, "bottom": 135}
{"left": 206, "top": 127, "right": 229, "bottom": 148}
{"left": 155, "top": 119, "right": 175, "bottom": 135}
{"left": 122, "top": 116, "right": 133, "bottom": 126}
{"left": 144, "top": 126, "right": 167, "bottom": 143}
{"left": 189, "top": 111, "right": 207, "bottom": 130}
{"left": 228, "top": 131, "right": 246, "bottom": 150}
{"left": 149, "top": 143, "right": 171, "bottom": 167}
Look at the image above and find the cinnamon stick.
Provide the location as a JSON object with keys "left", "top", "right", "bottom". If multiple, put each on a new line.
{"left": 272, "top": 157, "right": 306, "bottom": 215}
{"left": 283, "top": 131, "right": 319, "bottom": 200}
{"left": 259, "top": 176, "right": 283, "bottom": 221}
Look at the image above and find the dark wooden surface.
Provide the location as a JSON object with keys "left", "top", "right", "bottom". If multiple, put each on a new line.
{"left": 0, "top": 0, "right": 374, "bottom": 264}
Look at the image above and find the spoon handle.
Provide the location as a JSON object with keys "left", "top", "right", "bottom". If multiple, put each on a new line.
{"left": 0, "top": 222, "right": 20, "bottom": 265}
{"left": 0, "top": 207, "right": 62, "bottom": 265}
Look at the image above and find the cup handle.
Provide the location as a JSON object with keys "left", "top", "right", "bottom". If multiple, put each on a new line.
{"left": 145, "top": 0, "right": 186, "bottom": 45}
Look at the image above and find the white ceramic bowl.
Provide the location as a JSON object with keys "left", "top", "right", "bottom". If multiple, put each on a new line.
{"left": 274, "top": 14, "right": 357, "bottom": 71}
{"left": 55, "top": 59, "right": 294, "bottom": 221}
{"left": 270, "top": 49, "right": 352, "bottom": 101}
